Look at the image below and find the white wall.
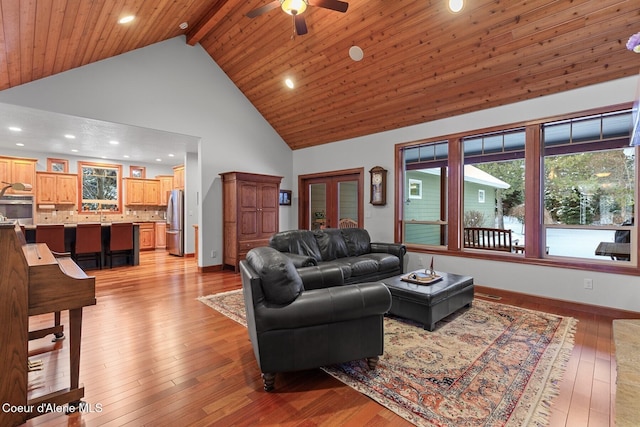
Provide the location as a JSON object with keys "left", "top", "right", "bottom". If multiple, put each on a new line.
{"left": 0, "top": 36, "right": 294, "bottom": 267}
{"left": 293, "top": 76, "right": 640, "bottom": 312}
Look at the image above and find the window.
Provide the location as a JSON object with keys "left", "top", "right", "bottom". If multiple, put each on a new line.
{"left": 401, "top": 141, "right": 448, "bottom": 246}
{"left": 463, "top": 128, "right": 526, "bottom": 249}
{"left": 78, "top": 162, "right": 122, "bottom": 212}
{"left": 396, "top": 106, "right": 636, "bottom": 272}
{"left": 47, "top": 158, "right": 69, "bottom": 173}
{"left": 408, "top": 179, "right": 422, "bottom": 199}
{"left": 542, "top": 111, "right": 635, "bottom": 261}
{"left": 130, "top": 166, "right": 146, "bottom": 178}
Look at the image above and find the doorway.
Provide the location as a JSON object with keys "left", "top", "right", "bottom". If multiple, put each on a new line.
{"left": 299, "top": 168, "right": 364, "bottom": 230}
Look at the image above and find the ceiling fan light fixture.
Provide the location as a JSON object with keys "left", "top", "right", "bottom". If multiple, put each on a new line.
{"left": 281, "top": 0, "right": 308, "bottom": 15}
{"left": 448, "top": 0, "right": 464, "bottom": 13}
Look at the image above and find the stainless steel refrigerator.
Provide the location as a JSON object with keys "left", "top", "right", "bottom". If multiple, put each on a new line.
{"left": 166, "top": 189, "right": 184, "bottom": 256}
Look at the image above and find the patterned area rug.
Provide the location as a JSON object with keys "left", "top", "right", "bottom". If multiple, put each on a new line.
{"left": 198, "top": 289, "right": 577, "bottom": 426}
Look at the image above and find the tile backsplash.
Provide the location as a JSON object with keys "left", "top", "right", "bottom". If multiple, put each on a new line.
{"left": 36, "top": 206, "right": 167, "bottom": 224}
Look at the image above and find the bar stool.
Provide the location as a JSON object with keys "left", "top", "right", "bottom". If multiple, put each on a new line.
{"left": 106, "top": 222, "right": 133, "bottom": 268}
{"left": 36, "top": 224, "right": 66, "bottom": 253}
{"left": 74, "top": 223, "right": 103, "bottom": 269}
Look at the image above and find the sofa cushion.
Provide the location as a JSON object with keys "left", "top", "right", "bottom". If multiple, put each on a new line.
{"left": 269, "top": 230, "right": 322, "bottom": 262}
{"left": 343, "top": 256, "right": 379, "bottom": 276}
{"left": 246, "top": 247, "right": 303, "bottom": 305}
{"left": 340, "top": 228, "right": 371, "bottom": 256}
{"left": 360, "top": 253, "right": 400, "bottom": 272}
{"left": 314, "top": 228, "right": 349, "bottom": 261}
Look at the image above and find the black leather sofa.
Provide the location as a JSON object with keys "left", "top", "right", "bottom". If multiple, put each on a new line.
{"left": 269, "top": 228, "right": 406, "bottom": 284}
{"left": 240, "top": 246, "right": 392, "bottom": 391}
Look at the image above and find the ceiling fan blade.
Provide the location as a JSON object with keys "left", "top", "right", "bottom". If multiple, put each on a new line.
{"left": 294, "top": 14, "right": 308, "bottom": 36}
{"left": 246, "top": 0, "right": 281, "bottom": 18}
{"left": 308, "top": 0, "right": 349, "bottom": 13}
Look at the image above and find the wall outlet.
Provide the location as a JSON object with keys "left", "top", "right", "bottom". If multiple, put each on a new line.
{"left": 584, "top": 278, "right": 593, "bottom": 290}
{"left": 211, "top": 250, "right": 217, "bottom": 258}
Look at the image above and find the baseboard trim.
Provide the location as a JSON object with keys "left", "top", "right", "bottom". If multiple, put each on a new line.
{"left": 475, "top": 285, "right": 640, "bottom": 318}
{"left": 198, "top": 264, "right": 223, "bottom": 273}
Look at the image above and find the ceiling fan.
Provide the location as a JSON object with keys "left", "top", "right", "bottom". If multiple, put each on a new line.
{"left": 247, "top": 0, "right": 349, "bottom": 36}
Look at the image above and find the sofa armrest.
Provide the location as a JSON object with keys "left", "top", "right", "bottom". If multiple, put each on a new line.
{"left": 254, "top": 282, "right": 391, "bottom": 332}
{"left": 279, "top": 252, "right": 318, "bottom": 268}
{"left": 370, "top": 242, "right": 407, "bottom": 258}
{"left": 298, "top": 265, "right": 344, "bottom": 290}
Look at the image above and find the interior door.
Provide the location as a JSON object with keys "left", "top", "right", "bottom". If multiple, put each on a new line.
{"left": 300, "top": 169, "right": 364, "bottom": 230}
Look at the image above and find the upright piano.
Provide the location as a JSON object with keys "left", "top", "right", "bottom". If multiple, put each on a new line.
{"left": 0, "top": 222, "right": 96, "bottom": 426}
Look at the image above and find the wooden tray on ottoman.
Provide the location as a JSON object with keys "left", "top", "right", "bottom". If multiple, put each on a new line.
{"left": 401, "top": 271, "right": 442, "bottom": 285}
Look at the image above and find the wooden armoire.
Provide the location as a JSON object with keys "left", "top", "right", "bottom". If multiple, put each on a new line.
{"left": 220, "top": 172, "right": 282, "bottom": 271}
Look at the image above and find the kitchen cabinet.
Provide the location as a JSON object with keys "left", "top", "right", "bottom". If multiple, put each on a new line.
{"left": 173, "top": 165, "right": 184, "bottom": 190}
{"left": 155, "top": 222, "right": 166, "bottom": 248}
{"left": 0, "top": 156, "right": 36, "bottom": 194}
{"left": 36, "top": 172, "right": 77, "bottom": 205}
{"left": 220, "top": 171, "right": 282, "bottom": 271}
{"left": 124, "top": 178, "right": 160, "bottom": 206}
{"left": 156, "top": 175, "right": 173, "bottom": 205}
{"left": 139, "top": 222, "right": 155, "bottom": 250}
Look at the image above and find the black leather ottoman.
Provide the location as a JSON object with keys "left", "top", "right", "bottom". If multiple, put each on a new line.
{"left": 383, "top": 271, "right": 474, "bottom": 331}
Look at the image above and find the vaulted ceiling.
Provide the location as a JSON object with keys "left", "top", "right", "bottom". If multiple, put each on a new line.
{"left": 0, "top": 0, "right": 638, "bottom": 150}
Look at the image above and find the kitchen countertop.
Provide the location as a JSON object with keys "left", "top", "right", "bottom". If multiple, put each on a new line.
{"left": 25, "top": 221, "right": 165, "bottom": 229}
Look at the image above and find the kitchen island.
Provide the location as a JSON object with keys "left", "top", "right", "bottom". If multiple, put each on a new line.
{"left": 24, "top": 223, "right": 143, "bottom": 269}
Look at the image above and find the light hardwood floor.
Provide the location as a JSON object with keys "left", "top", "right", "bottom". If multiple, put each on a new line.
{"left": 23, "top": 250, "right": 637, "bottom": 426}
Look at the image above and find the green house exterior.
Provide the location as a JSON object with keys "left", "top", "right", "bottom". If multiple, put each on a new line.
{"left": 404, "top": 166, "right": 509, "bottom": 246}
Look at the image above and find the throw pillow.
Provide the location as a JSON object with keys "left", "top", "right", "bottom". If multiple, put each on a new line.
{"left": 246, "top": 247, "right": 303, "bottom": 305}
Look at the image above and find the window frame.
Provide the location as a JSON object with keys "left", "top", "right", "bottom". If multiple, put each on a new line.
{"left": 395, "top": 103, "right": 640, "bottom": 276}
{"left": 78, "top": 161, "right": 123, "bottom": 213}
{"left": 47, "top": 158, "right": 69, "bottom": 173}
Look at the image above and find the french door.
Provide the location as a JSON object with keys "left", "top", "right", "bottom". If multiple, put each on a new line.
{"left": 299, "top": 168, "right": 364, "bottom": 230}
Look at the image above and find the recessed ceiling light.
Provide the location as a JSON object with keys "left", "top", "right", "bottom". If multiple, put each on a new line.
{"left": 123, "top": 155, "right": 130, "bottom": 158}
{"left": 71, "top": 149, "right": 79, "bottom": 153}
{"left": 15, "top": 143, "right": 24, "bottom": 147}
{"left": 349, "top": 46, "right": 364, "bottom": 61}
{"left": 101, "top": 156, "right": 107, "bottom": 159}
{"left": 64, "top": 134, "right": 76, "bottom": 139}
{"left": 118, "top": 15, "right": 135, "bottom": 24}
{"left": 179, "top": 22, "right": 188, "bottom": 30}
{"left": 168, "top": 153, "right": 175, "bottom": 157}
{"left": 155, "top": 158, "right": 162, "bottom": 162}
{"left": 285, "top": 78, "right": 294, "bottom": 89}
{"left": 109, "top": 140, "right": 119, "bottom": 145}
{"left": 9, "top": 126, "right": 22, "bottom": 132}
{"left": 448, "top": 0, "right": 464, "bottom": 13}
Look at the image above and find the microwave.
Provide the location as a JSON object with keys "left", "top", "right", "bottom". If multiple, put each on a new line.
{"left": 0, "top": 195, "right": 35, "bottom": 225}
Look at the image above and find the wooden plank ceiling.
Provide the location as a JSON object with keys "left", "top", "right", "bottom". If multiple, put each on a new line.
{"left": 0, "top": 0, "right": 639, "bottom": 150}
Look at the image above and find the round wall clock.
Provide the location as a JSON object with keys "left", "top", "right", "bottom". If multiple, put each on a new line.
{"left": 370, "top": 166, "right": 387, "bottom": 206}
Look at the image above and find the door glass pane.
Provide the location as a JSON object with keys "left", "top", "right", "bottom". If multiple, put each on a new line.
{"left": 310, "top": 183, "right": 326, "bottom": 230}
{"left": 338, "top": 181, "right": 358, "bottom": 228}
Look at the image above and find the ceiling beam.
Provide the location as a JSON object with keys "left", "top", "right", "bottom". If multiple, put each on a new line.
{"left": 186, "top": 0, "right": 235, "bottom": 46}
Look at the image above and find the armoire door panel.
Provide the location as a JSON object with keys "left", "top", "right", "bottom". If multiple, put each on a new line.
{"left": 240, "top": 211, "right": 259, "bottom": 237}
{"left": 239, "top": 183, "right": 258, "bottom": 209}
{"left": 261, "top": 211, "right": 278, "bottom": 235}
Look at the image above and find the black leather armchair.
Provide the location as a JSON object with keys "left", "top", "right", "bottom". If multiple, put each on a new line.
{"left": 240, "top": 246, "right": 392, "bottom": 391}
